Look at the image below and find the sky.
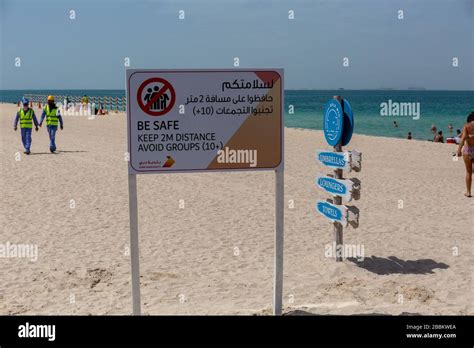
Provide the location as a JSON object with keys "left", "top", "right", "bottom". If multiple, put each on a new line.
{"left": 0, "top": 0, "right": 473, "bottom": 90}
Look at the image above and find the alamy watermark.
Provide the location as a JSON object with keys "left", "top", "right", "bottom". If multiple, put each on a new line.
{"left": 380, "top": 100, "right": 420, "bottom": 120}
{"left": 217, "top": 147, "right": 258, "bottom": 167}
{"left": 18, "top": 322, "right": 55, "bottom": 341}
{"left": 56, "top": 102, "right": 96, "bottom": 119}
{"left": 0, "top": 242, "right": 38, "bottom": 262}
{"left": 325, "top": 242, "right": 364, "bottom": 261}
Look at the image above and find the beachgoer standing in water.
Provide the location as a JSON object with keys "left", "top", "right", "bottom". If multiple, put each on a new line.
{"left": 457, "top": 112, "right": 474, "bottom": 197}
{"left": 454, "top": 129, "right": 462, "bottom": 144}
{"left": 434, "top": 131, "right": 444, "bottom": 143}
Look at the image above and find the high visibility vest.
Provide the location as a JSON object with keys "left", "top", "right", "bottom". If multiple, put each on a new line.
{"left": 45, "top": 105, "right": 59, "bottom": 126}
{"left": 19, "top": 108, "right": 33, "bottom": 128}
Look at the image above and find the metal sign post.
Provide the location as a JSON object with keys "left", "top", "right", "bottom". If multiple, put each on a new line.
{"left": 128, "top": 170, "right": 285, "bottom": 316}
{"left": 128, "top": 173, "right": 141, "bottom": 315}
{"left": 273, "top": 168, "right": 284, "bottom": 315}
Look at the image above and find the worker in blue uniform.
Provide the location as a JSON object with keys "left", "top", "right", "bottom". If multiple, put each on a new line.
{"left": 13, "top": 97, "right": 39, "bottom": 155}
{"left": 39, "top": 95, "right": 64, "bottom": 153}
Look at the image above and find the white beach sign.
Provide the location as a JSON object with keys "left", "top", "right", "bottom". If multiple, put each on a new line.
{"left": 126, "top": 69, "right": 285, "bottom": 316}
{"left": 127, "top": 69, "right": 283, "bottom": 173}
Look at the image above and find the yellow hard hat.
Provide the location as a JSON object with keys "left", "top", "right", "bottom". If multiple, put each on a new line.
{"left": 47, "top": 95, "right": 54, "bottom": 101}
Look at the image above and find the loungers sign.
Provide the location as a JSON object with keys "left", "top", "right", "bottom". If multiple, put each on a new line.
{"left": 315, "top": 175, "right": 360, "bottom": 202}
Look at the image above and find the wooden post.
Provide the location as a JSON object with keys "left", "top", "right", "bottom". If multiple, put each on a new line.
{"left": 333, "top": 95, "right": 343, "bottom": 262}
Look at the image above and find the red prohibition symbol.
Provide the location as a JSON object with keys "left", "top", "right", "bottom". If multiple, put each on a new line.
{"left": 137, "top": 77, "right": 176, "bottom": 116}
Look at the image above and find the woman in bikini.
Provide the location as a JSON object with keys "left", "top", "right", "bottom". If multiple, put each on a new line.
{"left": 457, "top": 112, "right": 474, "bottom": 197}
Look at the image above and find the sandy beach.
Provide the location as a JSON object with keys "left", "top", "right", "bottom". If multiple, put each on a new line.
{"left": 0, "top": 102, "right": 472, "bottom": 315}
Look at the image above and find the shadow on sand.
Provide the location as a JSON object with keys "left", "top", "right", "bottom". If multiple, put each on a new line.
{"left": 348, "top": 256, "right": 449, "bottom": 275}
{"left": 29, "top": 150, "right": 87, "bottom": 155}
{"left": 283, "top": 310, "right": 422, "bottom": 316}
{"left": 58, "top": 150, "right": 88, "bottom": 153}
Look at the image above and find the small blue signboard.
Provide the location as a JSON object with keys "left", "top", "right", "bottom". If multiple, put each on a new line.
{"left": 316, "top": 200, "right": 345, "bottom": 223}
{"left": 341, "top": 99, "right": 354, "bottom": 146}
{"left": 316, "top": 176, "right": 348, "bottom": 196}
{"left": 316, "top": 151, "right": 348, "bottom": 170}
{"left": 323, "top": 99, "right": 344, "bottom": 146}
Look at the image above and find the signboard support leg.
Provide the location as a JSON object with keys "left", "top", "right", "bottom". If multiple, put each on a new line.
{"left": 334, "top": 147, "right": 344, "bottom": 262}
{"left": 273, "top": 169, "right": 284, "bottom": 315}
{"left": 128, "top": 173, "right": 142, "bottom": 315}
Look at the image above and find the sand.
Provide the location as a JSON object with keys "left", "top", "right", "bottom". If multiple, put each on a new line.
{"left": 0, "top": 103, "right": 472, "bottom": 315}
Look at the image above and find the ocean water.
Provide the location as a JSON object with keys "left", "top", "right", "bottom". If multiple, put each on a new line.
{"left": 1, "top": 90, "right": 473, "bottom": 140}
{"left": 285, "top": 90, "right": 474, "bottom": 141}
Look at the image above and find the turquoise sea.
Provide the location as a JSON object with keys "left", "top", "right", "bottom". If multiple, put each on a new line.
{"left": 1, "top": 90, "right": 473, "bottom": 141}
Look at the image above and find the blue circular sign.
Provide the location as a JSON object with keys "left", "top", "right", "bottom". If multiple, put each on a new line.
{"left": 341, "top": 99, "right": 354, "bottom": 146}
{"left": 323, "top": 99, "right": 344, "bottom": 146}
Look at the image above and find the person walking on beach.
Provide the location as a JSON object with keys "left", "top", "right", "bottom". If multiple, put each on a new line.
{"left": 13, "top": 97, "right": 39, "bottom": 155}
{"left": 82, "top": 94, "right": 89, "bottom": 105}
{"left": 407, "top": 132, "right": 412, "bottom": 140}
{"left": 39, "top": 95, "right": 64, "bottom": 153}
{"left": 64, "top": 96, "right": 70, "bottom": 111}
{"left": 457, "top": 112, "right": 474, "bottom": 197}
